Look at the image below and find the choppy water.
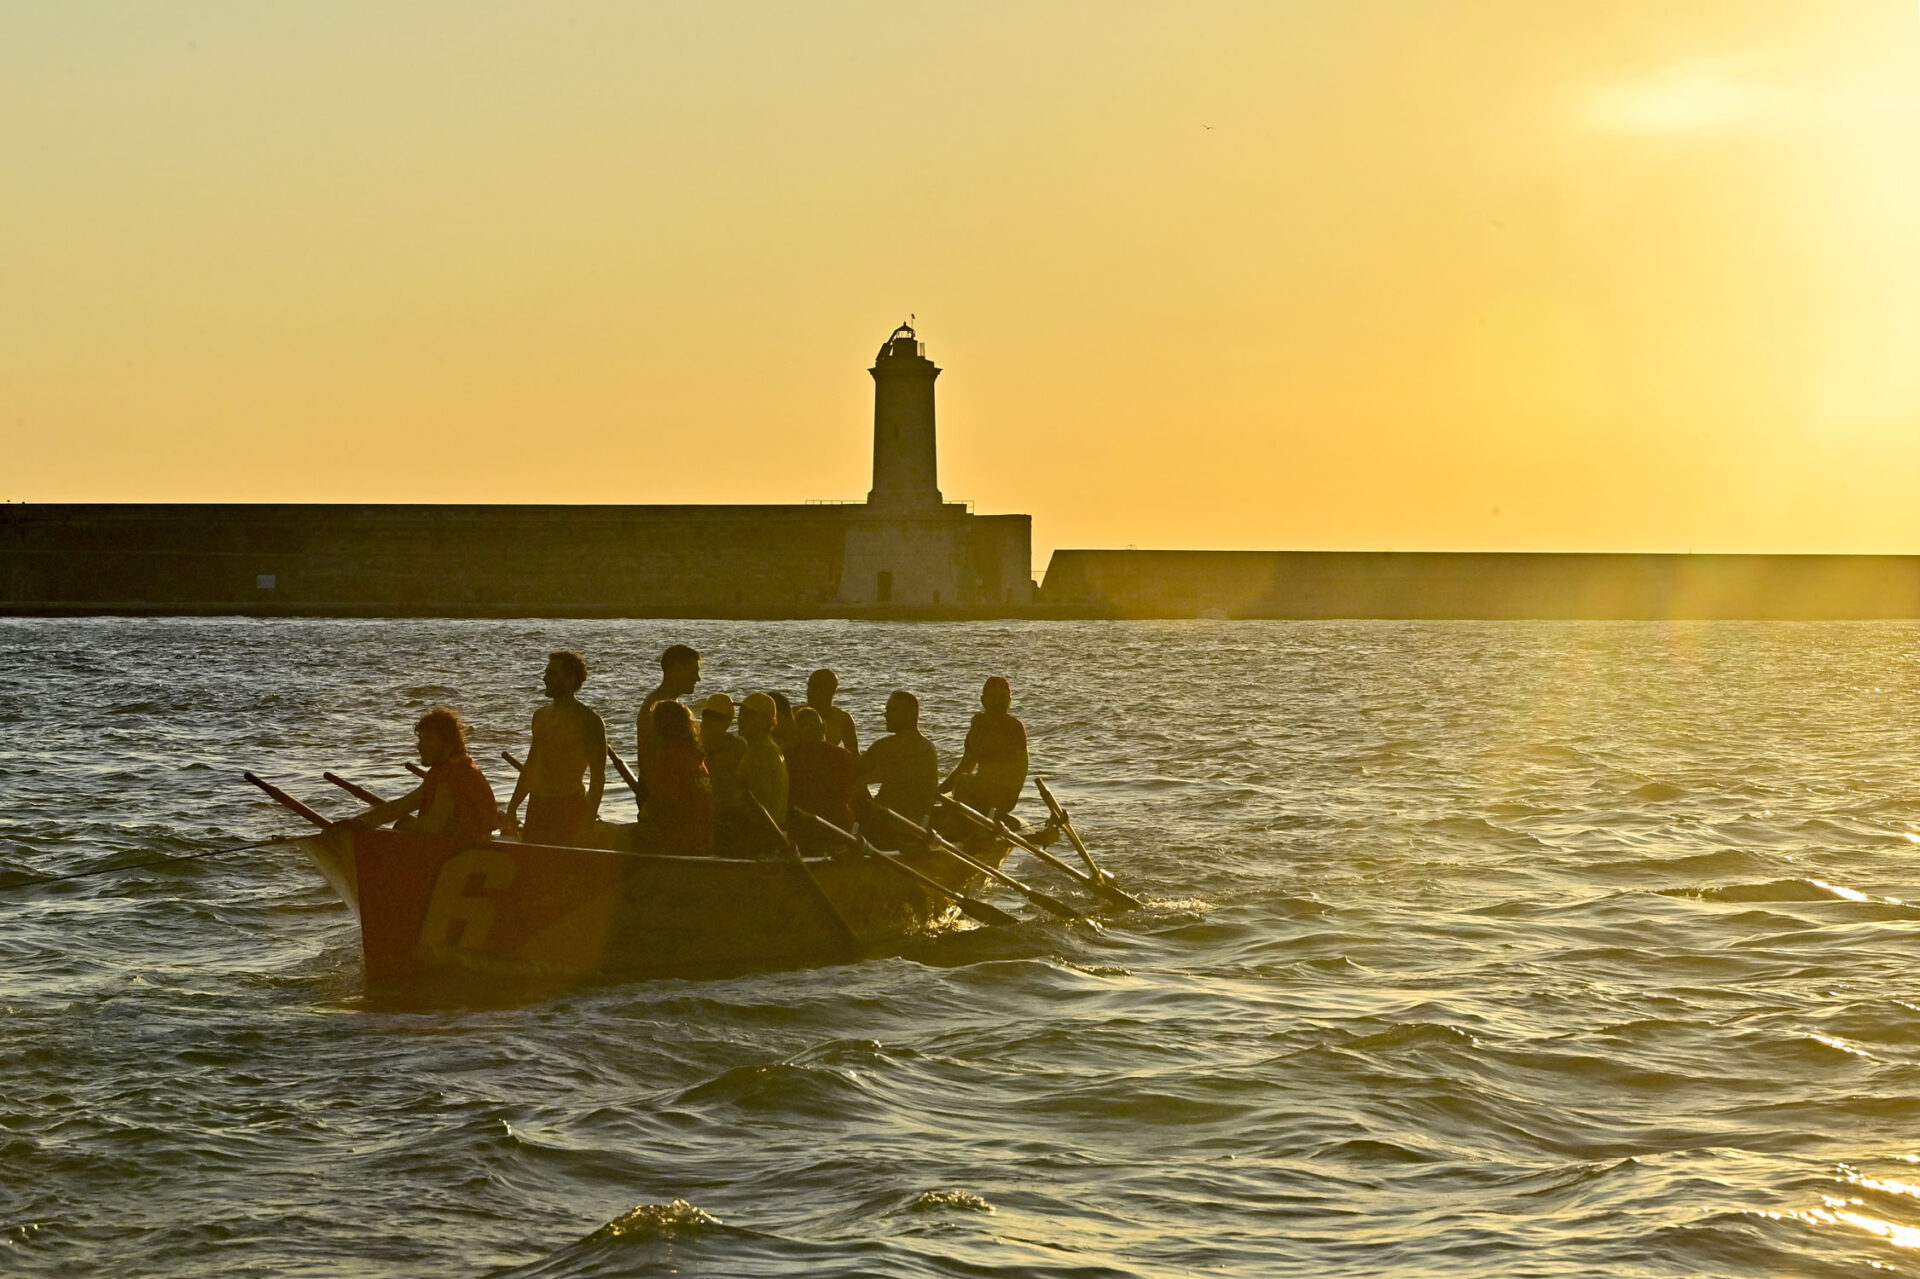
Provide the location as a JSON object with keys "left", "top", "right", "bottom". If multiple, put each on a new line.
{"left": 5, "top": 619, "right": 1920, "bottom": 1276}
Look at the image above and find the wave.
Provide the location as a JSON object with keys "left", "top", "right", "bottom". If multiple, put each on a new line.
{"left": 1628, "top": 781, "right": 1688, "bottom": 802}
{"left": 1663, "top": 879, "right": 1900, "bottom": 904}
{"left": 1344, "top": 1023, "right": 1479, "bottom": 1052}
{"left": 587, "top": 1199, "right": 725, "bottom": 1242}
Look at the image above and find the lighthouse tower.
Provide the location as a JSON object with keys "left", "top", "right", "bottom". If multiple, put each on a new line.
{"left": 866, "top": 323, "right": 943, "bottom": 509}
{"left": 839, "top": 321, "right": 1032, "bottom": 609}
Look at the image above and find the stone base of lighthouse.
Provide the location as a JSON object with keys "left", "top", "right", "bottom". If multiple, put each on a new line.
{"left": 837, "top": 506, "right": 1034, "bottom": 609}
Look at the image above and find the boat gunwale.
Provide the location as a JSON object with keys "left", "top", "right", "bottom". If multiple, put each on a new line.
{"left": 328, "top": 834, "right": 998, "bottom": 868}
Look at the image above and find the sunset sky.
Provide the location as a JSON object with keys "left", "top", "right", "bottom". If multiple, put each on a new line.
{"left": 4, "top": 2, "right": 1918, "bottom": 568}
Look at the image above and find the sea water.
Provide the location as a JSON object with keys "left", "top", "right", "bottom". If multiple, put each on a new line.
{"left": 3, "top": 618, "right": 1920, "bottom": 1277}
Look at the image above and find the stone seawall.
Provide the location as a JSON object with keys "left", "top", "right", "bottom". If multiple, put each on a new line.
{"left": 0, "top": 504, "right": 1034, "bottom": 618}
{"left": 1039, "top": 550, "right": 1920, "bottom": 620}
{"left": 1, "top": 504, "right": 850, "bottom": 616}
{"left": 19, "top": 508, "right": 1906, "bottom": 620}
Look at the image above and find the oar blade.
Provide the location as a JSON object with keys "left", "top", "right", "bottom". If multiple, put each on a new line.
{"left": 1026, "top": 781, "right": 1145, "bottom": 911}
{"left": 956, "top": 896, "right": 1022, "bottom": 928}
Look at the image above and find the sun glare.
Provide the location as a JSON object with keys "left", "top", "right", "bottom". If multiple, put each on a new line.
{"left": 1585, "top": 65, "right": 1755, "bottom": 133}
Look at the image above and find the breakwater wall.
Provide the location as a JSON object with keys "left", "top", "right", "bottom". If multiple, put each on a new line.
{"left": 1038, "top": 550, "right": 1920, "bottom": 619}
{"left": 0, "top": 504, "right": 1032, "bottom": 618}
{"left": 11, "top": 507, "right": 1915, "bottom": 620}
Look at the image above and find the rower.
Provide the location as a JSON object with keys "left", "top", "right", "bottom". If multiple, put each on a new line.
{"left": 939, "top": 675, "right": 1029, "bottom": 819}
{"left": 504, "top": 649, "right": 607, "bottom": 846}
{"left": 699, "top": 692, "right": 747, "bottom": 816}
{"left": 770, "top": 690, "right": 797, "bottom": 753}
{"left": 351, "top": 707, "right": 498, "bottom": 843}
{"left": 637, "top": 700, "right": 714, "bottom": 855}
{"left": 787, "top": 706, "right": 857, "bottom": 851}
{"left": 634, "top": 644, "right": 702, "bottom": 803}
{"left": 736, "top": 692, "right": 790, "bottom": 839}
{"left": 858, "top": 689, "right": 938, "bottom": 846}
{"left": 804, "top": 668, "right": 860, "bottom": 755}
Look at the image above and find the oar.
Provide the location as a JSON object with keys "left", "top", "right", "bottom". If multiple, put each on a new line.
{"left": 864, "top": 804, "right": 1085, "bottom": 923}
{"left": 406, "top": 760, "right": 429, "bottom": 780}
{"left": 944, "top": 796, "right": 1144, "bottom": 912}
{"left": 502, "top": 751, "right": 524, "bottom": 772}
{"left": 323, "top": 771, "right": 386, "bottom": 806}
{"left": 793, "top": 807, "right": 1020, "bottom": 928}
{"left": 605, "top": 747, "right": 644, "bottom": 801}
{"left": 1034, "top": 778, "right": 1112, "bottom": 885}
{"left": 753, "top": 800, "right": 860, "bottom": 955}
{"left": 242, "top": 772, "right": 330, "bottom": 828}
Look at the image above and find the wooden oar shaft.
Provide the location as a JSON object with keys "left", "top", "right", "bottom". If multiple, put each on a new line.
{"left": 1035, "top": 777, "right": 1106, "bottom": 882}
{"left": 502, "top": 751, "right": 524, "bottom": 773}
{"left": 793, "top": 808, "right": 1020, "bottom": 928}
{"left": 754, "top": 800, "right": 860, "bottom": 954}
{"left": 406, "top": 760, "right": 429, "bottom": 779}
{"left": 605, "top": 747, "right": 644, "bottom": 800}
{"left": 242, "top": 772, "right": 330, "bottom": 828}
{"left": 323, "top": 772, "right": 386, "bottom": 806}
{"left": 867, "top": 805, "right": 1085, "bottom": 923}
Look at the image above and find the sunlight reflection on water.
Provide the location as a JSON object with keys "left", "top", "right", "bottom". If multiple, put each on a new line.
{"left": 4, "top": 618, "right": 1920, "bottom": 1276}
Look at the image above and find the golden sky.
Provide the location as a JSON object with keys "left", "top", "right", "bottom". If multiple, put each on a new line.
{"left": 4, "top": 2, "right": 1918, "bottom": 565}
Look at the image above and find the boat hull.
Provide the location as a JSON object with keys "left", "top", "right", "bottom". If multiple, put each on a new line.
{"left": 297, "top": 824, "right": 1010, "bottom": 984}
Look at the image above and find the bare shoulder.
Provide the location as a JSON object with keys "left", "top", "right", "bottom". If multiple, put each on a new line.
{"left": 569, "top": 699, "right": 608, "bottom": 743}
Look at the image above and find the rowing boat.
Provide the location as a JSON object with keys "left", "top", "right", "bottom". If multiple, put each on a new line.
{"left": 295, "top": 821, "right": 1012, "bottom": 984}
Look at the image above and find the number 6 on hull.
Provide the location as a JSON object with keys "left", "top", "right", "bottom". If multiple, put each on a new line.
{"left": 416, "top": 847, "right": 518, "bottom": 958}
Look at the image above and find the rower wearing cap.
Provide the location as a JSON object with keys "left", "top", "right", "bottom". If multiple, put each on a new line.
{"left": 736, "top": 691, "right": 789, "bottom": 848}
{"left": 699, "top": 692, "right": 747, "bottom": 819}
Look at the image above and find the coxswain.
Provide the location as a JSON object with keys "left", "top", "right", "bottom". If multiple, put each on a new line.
{"left": 939, "top": 676, "right": 1030, "bottom": 818}
{"left": 858, "top": 689, "right": 939, "bottom": 844}
{"left": 638, "top": 700, "right": 714, "bottom": 855}
{"left": 351, "top": 706, "right": 498, "bottom": 843}
{"left": 787, "top": 706, "right": 858, "bottom": 851}
{"left": 804, "top": 668, "right": 860, "bottom": 755}
{"left": 634, "top": 644, "right": 702, "bottom": 803}
{"left": 504, "top": 649, "right": 607, "bottom": 846}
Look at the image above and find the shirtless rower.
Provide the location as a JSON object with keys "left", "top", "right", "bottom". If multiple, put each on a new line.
{"left": 804, "top": 668, "right": 859, "bottom": 755}
{"left": 939, "top": 676, "right": 1030, "bottom": 818}
{"left": 858, "top": 689, "right": 939, "bottom": 847}
{"left": 504, "top": 650, "right": 607, "bottom": 847}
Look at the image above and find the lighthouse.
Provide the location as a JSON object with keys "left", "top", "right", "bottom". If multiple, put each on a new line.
{"left": 866, "top": 322, "right": 943, "bottom": 510}
{"left": 836, "top": 321, "right": 1033, "bottom": 609}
